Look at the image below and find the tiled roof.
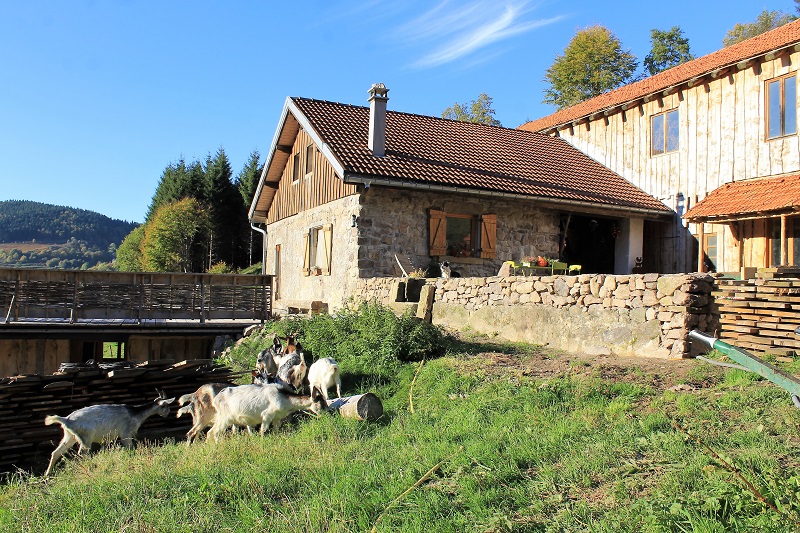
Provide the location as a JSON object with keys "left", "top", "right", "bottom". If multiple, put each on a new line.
{"left": 290, "top": 97, "right": 671, "bottom": 214}
{"left": 521, "top": 19, "right": 800, "bottom": 133}
{"left": 683, "top": 174, "right": 800, "bottom": 221}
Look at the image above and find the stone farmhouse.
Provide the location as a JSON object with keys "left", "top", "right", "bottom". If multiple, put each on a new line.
{"left": 248, "top": 86, "right": 671, "bottom": 314}
{"left": 521, "top": 19, "right": 800, "bottom": 276}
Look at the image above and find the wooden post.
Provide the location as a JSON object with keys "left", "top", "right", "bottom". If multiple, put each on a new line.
{"left": 697, "top": 223, "right": 705, "bottom": 273}
{"left": 781, "top": 215, "right": 787, "bottom": 266}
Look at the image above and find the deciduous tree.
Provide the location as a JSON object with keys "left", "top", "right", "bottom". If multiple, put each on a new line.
{"left": 543, "top": 25, "right": 638, "bottom": 110}
{"left": 723, "top": 9, "right": 796, "bottom": 47}
{"left": 442, "top": 93, "right": 502, "bottom": 126}
{"left": 140, "top": 198, "right": 210, "bottom": 272}
{"left": 644, "top": 26, "right": 694, "bottom": 76}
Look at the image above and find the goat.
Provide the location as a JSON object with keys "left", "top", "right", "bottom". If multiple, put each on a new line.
{"left": 275, "top": 349, "right": 307, "bottom": 393}
{"left": 43, "top": 390, "right": 175, "bottom": 476}
{"left": 307, "top": 357, "right": 342, "bottom": 401}
{"left": 208, "top": 384, "right": 327, "bottom": 441}
{"left": 176, "top": 383, "right": 231, "bottom": 444}
{"left": 253, "top": 335, "right": 301, "bottom": 385}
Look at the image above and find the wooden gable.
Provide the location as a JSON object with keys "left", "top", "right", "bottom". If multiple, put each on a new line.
{"left": 266, "top": 128, "right": 358, "bottom": 224}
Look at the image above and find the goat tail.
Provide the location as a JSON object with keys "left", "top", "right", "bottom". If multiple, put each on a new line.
{"left": 178, "top": 393, "right": 195, "bottom": 406}
{"left": 44, "top": 415, "right": 64, "bottom": 426}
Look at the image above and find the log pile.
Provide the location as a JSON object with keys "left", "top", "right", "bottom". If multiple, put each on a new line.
{"left": 714, "top": 267, "right": 800, "bottom": 356}
{"left": 0, "top": 359, "right": 239, "bottom": 476}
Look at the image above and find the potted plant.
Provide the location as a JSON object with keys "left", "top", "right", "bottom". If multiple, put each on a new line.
{"left": 522, "top": 255, "right": 536, "bottom": 267}
{"left": 536, "top": 256, "right": 549, "bottom": 267}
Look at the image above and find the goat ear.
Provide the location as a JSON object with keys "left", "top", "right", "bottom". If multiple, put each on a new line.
{"left": 161, "top": 397, "right": 176, "bottom": 405}
{"left": 156, "top": 389, "right": 166, "bottom": 400}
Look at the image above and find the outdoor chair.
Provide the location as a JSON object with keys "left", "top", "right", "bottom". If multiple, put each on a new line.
{"left": 568, "top": 264, "right": 582, "bottom": 275}
{"left": 551, "top": 261, "right": 568, "bottom": 275}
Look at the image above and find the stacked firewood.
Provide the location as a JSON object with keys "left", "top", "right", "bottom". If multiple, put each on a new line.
{"left": 714, "top": 267, "right": 800, "bottom": 356}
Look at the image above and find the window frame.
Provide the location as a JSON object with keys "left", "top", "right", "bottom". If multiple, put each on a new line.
{"left": 304, "top": 144, "right": 315, "bottom": 178}
{"left": 292, "top": 152, "right": 301, "bottom": 184}
{"left": 428, "top": 209, "right": 496, "bottom": 259}
{"left": 765, "top": 72, "right": 797, "bottom": 140}
{"left": 302, "top": 224, "right": 333, "bottom": 276}
{"left": 650, "top": 108, "right": 679, "bottom": 156}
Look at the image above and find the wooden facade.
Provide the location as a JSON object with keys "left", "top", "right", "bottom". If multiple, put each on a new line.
{"left": 266, "top": 128, "right": 358, "bottom": 224}
{"left": 547, "top": 50, "right": 800, "bottom": 274}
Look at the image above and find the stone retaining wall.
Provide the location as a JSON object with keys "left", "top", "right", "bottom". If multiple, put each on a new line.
{"left": 354, "top": 273, "right": 719, "bottom": 358}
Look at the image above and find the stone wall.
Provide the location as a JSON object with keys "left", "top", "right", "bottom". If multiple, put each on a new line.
{"left": 355, "top": 272, "right": 719, "bottom": 359}
{"left": 359, "top": 187, "right": 561, "bottom": 278}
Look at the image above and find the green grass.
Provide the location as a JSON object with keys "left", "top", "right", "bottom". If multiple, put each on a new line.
{"left": 3, "top": 324, "right": 800, "bottom": 531}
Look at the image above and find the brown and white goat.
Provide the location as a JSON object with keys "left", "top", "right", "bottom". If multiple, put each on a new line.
{"left": 208, "top": 384, "right": 327, "bottom": 441}
{"left": 43, "top": 390, "right": 175, "bottom": 476}
{"left": 176, "top": 383, "right": 232, "bottom": 444}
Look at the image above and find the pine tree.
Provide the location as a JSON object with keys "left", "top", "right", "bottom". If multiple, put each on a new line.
{"left": 235, "top": 150, "right": 263, "bottom": 265}
{"left": 205, "top": 149, "right": 249, "bottom": 269}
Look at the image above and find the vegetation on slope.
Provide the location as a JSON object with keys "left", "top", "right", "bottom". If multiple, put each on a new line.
{"left": 2, "top": 306, "right": 800, "bottom": 532}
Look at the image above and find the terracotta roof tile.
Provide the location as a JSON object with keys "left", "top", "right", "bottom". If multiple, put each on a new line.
{"left": 683, "top": 174, "right": 800, "bottom": 221}
{"left": 521, "top": 19, "right": 800, "bottom": 133}
{"left": 291, "top": 97, "right": 670, "bottom": 214}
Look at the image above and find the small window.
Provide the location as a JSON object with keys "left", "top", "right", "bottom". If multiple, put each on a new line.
{"left": 651, "top": 109, "right": 679, "bottom": 156}
{"left": 445, "top": 215, "right": 478, "bottom": 257}
{"left": 292, "top": 153, "right": 301, "bottom": 183}
{"left": 305, "top": 145, "right": 315, "bottom": 176}
{"left": 767, "top": 74, "right": 797, "bottom": 139}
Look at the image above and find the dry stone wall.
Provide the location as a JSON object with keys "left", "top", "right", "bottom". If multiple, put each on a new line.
{"left": 355, "top": 273, "right": 719, "bottom": 358}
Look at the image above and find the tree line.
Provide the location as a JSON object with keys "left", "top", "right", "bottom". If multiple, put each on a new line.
{"left": 444, "top": 3, "right": 800, "bottom": 122}
{"left": 115, "top": 149, "right": 262, "bottom": 273}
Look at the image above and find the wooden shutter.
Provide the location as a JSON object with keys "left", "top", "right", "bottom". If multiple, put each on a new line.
{"left": 302, "top": 231, "right": 310, "bottom": 276}
{"left": 322, "top": 224, "right": 333, "bottom": 275}
{"left": 480, "top": 213, "right": 497, "bottom": 259}
{"left": 429, "top": 209, "right": 447, "bottom": 256}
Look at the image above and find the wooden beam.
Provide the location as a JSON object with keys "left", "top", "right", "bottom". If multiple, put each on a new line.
{"left": 782, "top": 214, "right": 788, "bottom": 266}
{"left": 276, "top": 144, "right": 292, "bottom": 154}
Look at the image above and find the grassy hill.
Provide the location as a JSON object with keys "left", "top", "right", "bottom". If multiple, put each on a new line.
{"left": 0, "top": 200, "right": 138, "bottom": 269}
{"left": 2, "top": 306, "right": 799, "bottom": 531}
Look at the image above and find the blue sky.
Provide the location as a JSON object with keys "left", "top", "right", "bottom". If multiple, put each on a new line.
{"left": 1, "top": 0, "right": 795, "bottom": 223}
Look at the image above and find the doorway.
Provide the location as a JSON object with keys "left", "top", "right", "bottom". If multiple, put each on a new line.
{"left": 561, "top": 215, "right": 617, "bottom": 274}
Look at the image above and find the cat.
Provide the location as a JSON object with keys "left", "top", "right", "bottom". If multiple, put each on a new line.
{"left": 440, "top": 261, "right": 461, "bottom": 279}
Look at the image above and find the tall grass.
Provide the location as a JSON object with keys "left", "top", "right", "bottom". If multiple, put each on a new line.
{"left": 2, "top": 309, "right": 800, "bottom": 532}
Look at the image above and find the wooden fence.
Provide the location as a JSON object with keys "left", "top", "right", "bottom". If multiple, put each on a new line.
{"left": 0, "top": 268, "right": 272, "bottom": 323}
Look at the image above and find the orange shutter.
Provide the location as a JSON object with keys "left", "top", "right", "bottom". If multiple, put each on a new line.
{"left": 302, "top": 231, "right": 310, "bottom": 276}
{"left": 322, "top": 224, "right": 333, "bottom": 275}
{"left": 480, "top": 214, "right": 497, "bottom": 259}
{"left": 429, "top": 209, "right": 447, "bottom": 256}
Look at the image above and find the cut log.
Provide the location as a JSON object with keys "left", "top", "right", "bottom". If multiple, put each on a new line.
{"left": 326, "top": 393, "right": 383, "bottom": 421}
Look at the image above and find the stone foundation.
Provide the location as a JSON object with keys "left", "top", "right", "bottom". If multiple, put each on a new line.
{"left": 355, "top": 273, "right": 719, "bottom": 358}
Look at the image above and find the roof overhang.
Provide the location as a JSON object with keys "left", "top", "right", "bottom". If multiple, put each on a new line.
{"left": 683, "top": 174, "right": 800, "bottom": 223}
{"left": 343, "top": 173, "right": 673, "bottom": 221}
{"left": 248, "top": 98, "right": 346, "bottom": 223}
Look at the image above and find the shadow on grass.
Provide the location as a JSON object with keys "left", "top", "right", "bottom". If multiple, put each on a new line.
{"left": 443, "top": 333, "right": 547, "bottom": 358}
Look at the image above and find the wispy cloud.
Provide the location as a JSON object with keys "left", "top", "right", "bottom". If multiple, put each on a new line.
{"left": 396, "top": 1, "right": 564, "bottom": 69}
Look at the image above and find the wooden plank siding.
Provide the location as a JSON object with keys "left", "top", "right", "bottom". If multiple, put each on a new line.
{"left": 551, "top": 50, "right": 800, "bottom": 273}
{"left": 266, "top": 129, "right": 358, "bottom": 224}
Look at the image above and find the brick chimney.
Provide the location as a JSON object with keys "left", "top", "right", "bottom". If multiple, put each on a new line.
{"left": 368, "top": 83, "right": 389, "bottom": 157}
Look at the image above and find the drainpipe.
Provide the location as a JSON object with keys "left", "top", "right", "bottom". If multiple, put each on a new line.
{"left": 250, "top": 223, "right": 268, "bottom": 275}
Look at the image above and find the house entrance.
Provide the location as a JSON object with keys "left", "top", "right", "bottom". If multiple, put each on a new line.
{"left": 561, "top": 215, "right": 617, "bottom": 274}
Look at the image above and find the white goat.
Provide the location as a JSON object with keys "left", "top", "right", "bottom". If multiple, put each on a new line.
{"left": 43, "top": 390, "right": 175, "bottom": 476}
{"left": 176, "top": 383, "right": 232, "bottom": 444}
{"left": 307, "top": 357, "right": 342, "bottom": 400}
{"left": 208, "top": 384, "right": 326, "bottom": 441}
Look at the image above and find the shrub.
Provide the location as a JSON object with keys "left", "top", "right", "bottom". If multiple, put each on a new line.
{"left": 248, "top": 302, "right": 448, "bottom": 377}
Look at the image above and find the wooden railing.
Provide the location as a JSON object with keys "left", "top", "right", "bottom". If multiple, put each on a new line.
{"left": 0, "top": 268, "right": 272, "bottom": 323}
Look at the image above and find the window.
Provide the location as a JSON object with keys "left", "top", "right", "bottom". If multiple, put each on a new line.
{"left": 429, "top": 209, "right": 496, "bottom": 258}
{"left": 651, "top": 109, "right": 679, "bottom": 156}
{"left": 305, "top": 145, "right": 315, "bottom": 176}
{"left": 704, "top": 234, "right": 717, "bottom": 272}
{"left": 767, "top": 74, "right": 797, "bottom": 139}
{"left": 292, "top": 153, "right": 301, "bottom": 183}
{"left": 303, "top": 224, "right": 332, "bottom": 276}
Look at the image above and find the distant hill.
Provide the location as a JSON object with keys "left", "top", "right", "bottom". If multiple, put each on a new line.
{"left": 0, "top": 200, "right": 139, "bottom": 269}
